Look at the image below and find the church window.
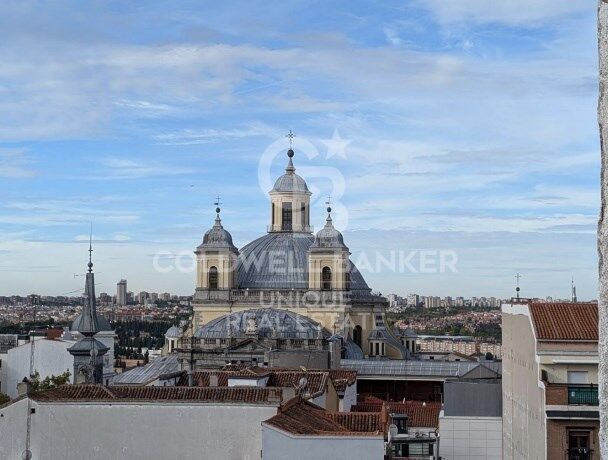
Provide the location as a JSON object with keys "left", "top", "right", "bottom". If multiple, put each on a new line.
{"left": 375, "top": 342, "right": 379, "bottom": 356}
{"left": 272, "top": 203, "right": 275, "bottom": 226}
{"left": 282, "top": 202, "right": 292, "bottom": 230}
{"left": 208, "top": 266, "right": 218, "bottom": 290}
{"left": 353, "top": 325, "right": 362, "bottom": 348}
{"left": 301, "top": 203, "right": 308, "bottom": 227}
{"left": 322, "top": 266, "right": 332, "bottom": 290}
{"left": 345, "top": 272, "right": 351, "bottom": 290}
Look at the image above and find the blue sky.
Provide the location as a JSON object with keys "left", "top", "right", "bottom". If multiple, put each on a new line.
{"left": 0, "top": 0, "right": 599, "bottom": 299}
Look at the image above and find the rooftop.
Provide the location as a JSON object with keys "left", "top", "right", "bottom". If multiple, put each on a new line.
{"left": 263, "top": 398, "right": 384, "bottom": 437}
{"left": 529, "top": 302, "right": 598, "bottom": 341}
{"left": 352, "top": 396, "right": 441, "bottom": 429}
{"left": 341, "top": 359, "right": 501, "bottom": 379}
{"left": 31, "top": 384, "right": 283, "bottom": 404}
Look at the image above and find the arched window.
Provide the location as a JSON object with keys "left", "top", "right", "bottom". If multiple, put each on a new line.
{"left": 321, "top": 266, "right": 332, "bottom": 290}
{"left": 353, "top": 325, "right": 362, "bottom": 348}
{"left": 345, "top": 272, "right": 351, "bottom": 291}
{"left": 208, "top": 266, "right": 218, "bottom": 290}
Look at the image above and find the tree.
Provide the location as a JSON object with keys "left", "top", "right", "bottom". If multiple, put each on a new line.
{"left": 485, "top": 352, "right": 494, "bottom": 361}
{"left": 29, "top": 370, "right": 71, "bottom": 392}
{"left": 599, "top": 2, "right": 608, "bottom": 457}
{"left": 0, "top": 392, "right": 9, "bottom": 405}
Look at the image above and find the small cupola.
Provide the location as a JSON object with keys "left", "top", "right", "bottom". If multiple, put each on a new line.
{"left": 195, "top": 204, "right": 239, "bottom": 290}
{"left": 308, "top": 207, "right": 351, "bottom": 291}
{"left": 268, "top": 134, "right": 313, "bottom": 233}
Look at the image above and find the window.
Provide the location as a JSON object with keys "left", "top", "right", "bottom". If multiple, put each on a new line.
{"left": 568, "top": 371, "right": 588, "bottom": 384}
{"left": 301, "top": 203, "right": 308, "bottom": 227}
{"left": 322, "top": 266, "right": 332, "bottom": 290}
{"left": 208, "top": 266, "right": 218, "bottom": 290}
{"left": 375, "top": 342, "right": 379, "bottom": 356}
{"left": 568, "top": 431, "right": 591, "bottom": 460}
{"left": 272, "top": 203, "right": 275, "bottom": 226}
{"left": 345, "top": 272, "right": 351, "bottom": 290}
{"left": 281, "top": 202, "right": 292, "bottom": 230}
{"left": 353, "top": 325, "right": 362, "bottom": 348}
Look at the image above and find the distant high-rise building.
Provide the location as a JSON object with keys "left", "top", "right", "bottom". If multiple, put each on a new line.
{"left": 116, "top": 279, "right": 127, "bottom": 306}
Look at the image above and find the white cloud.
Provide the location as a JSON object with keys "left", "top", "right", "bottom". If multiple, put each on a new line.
{"left": 417, "top": 0, "right": 590, "bottom": 26}
{"left": 0, "top": 148, "right": 35, "bottom": 178}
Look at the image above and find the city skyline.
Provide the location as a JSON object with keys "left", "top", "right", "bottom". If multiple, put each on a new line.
{"left": 0, "top": 1, "right": 598, "bottom": 298}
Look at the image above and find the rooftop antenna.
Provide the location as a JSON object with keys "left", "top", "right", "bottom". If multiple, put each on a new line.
{"left": 515, "top": 273, "right": 522, "bottom": 299}
{"left": 88, "top": 223, "right": 94, "bottom": 273}
{"left": 571, "top": 276, "right": 577, "bottom": 303}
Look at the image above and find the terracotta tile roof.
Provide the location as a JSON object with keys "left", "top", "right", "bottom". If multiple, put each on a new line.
{"left": 178, "top": 369, "right": 331, "bottom": 397}
{"left": 325, "top": 412, "right": 383, "bottom": 432}
{"left": 529, "top": 302, "right": 598, "bottom": 341}
{"left": 351, "top": 399, "right": 441, "bottom": 429}
{"left": 327, "top": 369, "right": 357, "bottom": 392}
{"left": 218, "top": 366, "right": 357, "bottom": 393}
{"left": 31, "top": 384, "right": 282, "bottom": 404}
{"left": 264, "top": 398, "right": 384, "bottom": 437}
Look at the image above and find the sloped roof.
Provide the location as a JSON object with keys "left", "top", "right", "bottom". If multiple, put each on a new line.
{"left": 31, "top": 384, "right": 282, "bottom": 404}
{"left": 352, "top": 398, "right": 441, "bottom": 429}
{"left": 111, "top": 355, "right": 180, "bottom": 386}
{"left": 529, "top": 302, "right": 598, "bottom": 341}
{"left": 263, "top": 398, "right": 384, "bottom": 437}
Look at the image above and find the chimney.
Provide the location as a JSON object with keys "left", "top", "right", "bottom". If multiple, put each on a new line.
{"left": 17, "top": 380, "right": 30, "bottom": 397}
{"left": 209, "top": 373, "right": 219, "bottom": 387}
{"left": 188, "top": 371, "right": 194, "bottom": 388}
{"left": 380, "top": 402, "right": 388, "bottom": 429}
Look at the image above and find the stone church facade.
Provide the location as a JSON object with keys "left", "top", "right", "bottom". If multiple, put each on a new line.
{"left": 178, "top": 147, "right": 406, "bottom": 367}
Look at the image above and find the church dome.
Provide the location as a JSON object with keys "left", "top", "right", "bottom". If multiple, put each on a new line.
{"left": 310, "top": 209, "right": 349, "bottom": 251}
{"left": 235, "top": 232, "right": 369, "bottom": 291}
{"left": 197, "top": 209, "right": 238, "bottom": 252}
{"left": 193, "top": 308, "right": 331, "bottom": 339}
{"left": 272, "top": 172, "right": 310, "bottom": 194}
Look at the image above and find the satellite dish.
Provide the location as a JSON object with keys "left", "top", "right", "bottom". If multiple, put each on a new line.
{"left": 22, "top": 450, "right": 32, "bottom": 460}
{"left": 299, "top": 366, "right": 308, "bottom": 372}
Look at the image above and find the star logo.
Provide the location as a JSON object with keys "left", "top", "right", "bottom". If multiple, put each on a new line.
{"left": 321, "top": 129, "right": 350, "bottom": 159}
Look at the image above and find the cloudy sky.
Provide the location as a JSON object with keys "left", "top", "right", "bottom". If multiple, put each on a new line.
{"left": 0, "top": 1, "right": 599, "bottom": 299}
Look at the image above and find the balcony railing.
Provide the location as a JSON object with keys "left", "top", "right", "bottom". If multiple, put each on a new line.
{"left": 568, "top": 385, "right": 599, "bottom": 406}
{"left": 546, "top": 383, "right": 599, "bottom": 406}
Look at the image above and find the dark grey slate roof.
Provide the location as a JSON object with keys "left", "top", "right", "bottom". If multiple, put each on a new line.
{"left": 71, "top": 312, "right": 112, "bottom": 332}
{"left": 165, "top": 325, "right": 183, "bottom": 339}
{"left": 67, "top": 336, "right": 109, "bottom": 356}
{"left": 236, "top": 232, "right": 370, "bottom": 291}
{"left": 197, "top": 215, "right": 238, "bottom": 252}
{"left": 340, "top": 359, "right": 502, "bottom": 378}
{"left": 344, "top": 337, "right": 364, "bottom": 360}
{"left": 194, "top": 308, "right": 331, "bottom": 340}
{"left": 271, "top": 155, "right": 310, "bottom": 194}
{"left": 310, "top": 215, "right": 348, "bottom": 251}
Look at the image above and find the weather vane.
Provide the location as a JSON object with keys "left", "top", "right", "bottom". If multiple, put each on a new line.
{"left": 285, "top": 130, "right": 296, "bottom": 148}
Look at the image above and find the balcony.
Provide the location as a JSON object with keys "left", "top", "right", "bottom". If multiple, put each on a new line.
{"left": 546, "top": 383, "right": 599, "bottom": 406}
{"left": 568, "top": 385, "right": 599, "bottom": 406}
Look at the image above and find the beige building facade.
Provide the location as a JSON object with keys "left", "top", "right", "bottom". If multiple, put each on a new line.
{"left": 502, "top": 301, "right": 599, "bottom": 460}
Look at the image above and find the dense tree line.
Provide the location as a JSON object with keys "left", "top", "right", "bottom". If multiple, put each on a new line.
{"left": 113, "top": 319, "right": 175, "bottom": 359}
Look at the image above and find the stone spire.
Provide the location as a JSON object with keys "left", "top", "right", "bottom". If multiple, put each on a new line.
{"left": 68, "top": 231, "right": 109, "bottom": 384}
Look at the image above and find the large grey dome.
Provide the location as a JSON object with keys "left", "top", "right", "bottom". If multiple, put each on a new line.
{"left": 194, "top": 308, "right": 331, "bottom": 339}
{"left": 236, "top": 232, "right": 370, "bottom": 291}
